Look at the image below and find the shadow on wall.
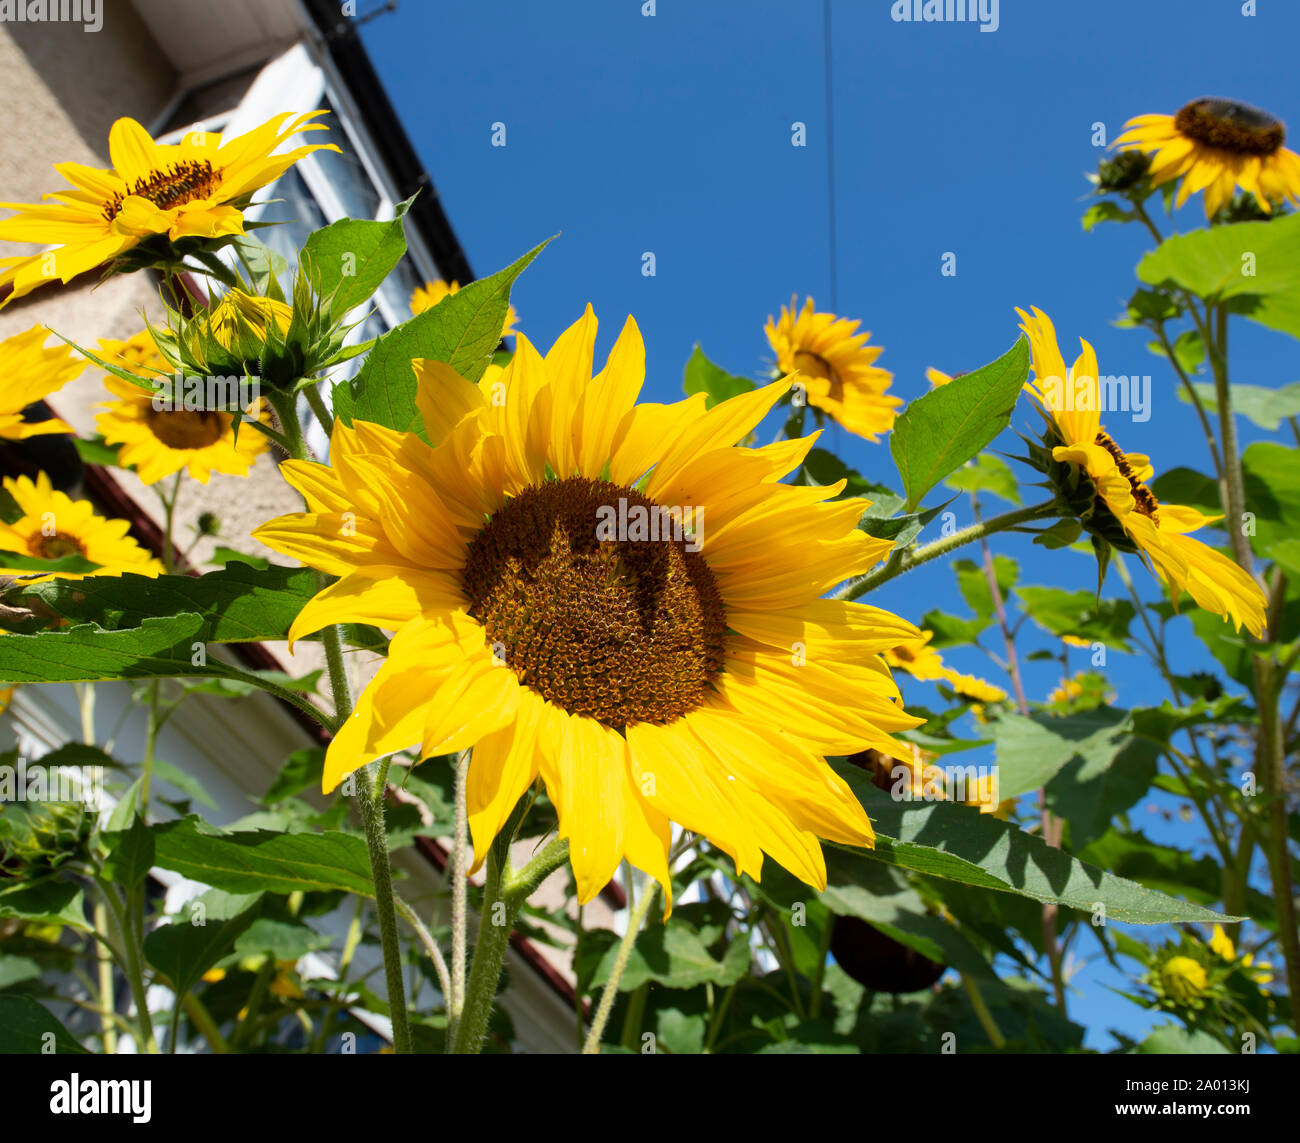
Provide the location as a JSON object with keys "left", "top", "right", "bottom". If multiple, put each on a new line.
{"left": 4, "top": 5, "right": 176, "bottom": 164}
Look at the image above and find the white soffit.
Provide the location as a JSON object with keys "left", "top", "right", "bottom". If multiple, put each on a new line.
{"left": 129, "top": 0, "right": 306, "bottom": 88}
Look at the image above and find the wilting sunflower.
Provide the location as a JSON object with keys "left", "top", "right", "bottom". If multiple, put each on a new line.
{"left": 410, "top": 279, "right": 518, "bottom": 338}
{"left": 0, "top": 472, "right": 162, "bottom": 580}
{"left": 1017, "top": 306, "right": 1266, "bottom": 637}
{"left": 0, "top": 112, "right": 336, "bottom": 306}
{"left": 765, "top": 295, "right": 899, "bottom": 441}
{"left": 883, "top": 630, "right": 1008, "bottom": 704}
{"left": 254, "top": 307, "right": 923, "bottom": 907}
{"left": 94, "top": 328, "right": 270, "bottom": 484}
{"left": 0, "top": 325, "right": 83, "bottom": 439}
{"left": 1114, "top": 98, "right": 1300, "bottom": 218}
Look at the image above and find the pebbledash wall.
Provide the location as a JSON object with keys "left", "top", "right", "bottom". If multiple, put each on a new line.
{"left": 0, "top": 0, "right": 604, "bottom": 1052}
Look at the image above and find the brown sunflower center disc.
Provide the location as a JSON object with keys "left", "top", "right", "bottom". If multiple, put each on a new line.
{"left": 146, "top": 409, "right": 228, "bottom": 450}
{"left": 104, "top": 160, "right": 223, "bottom": 220}
{"left": 1175, "top": 98, "right": 1285, "bottom": 156}
{"left": 461, "top": 476, "right": 727, "bottom": 727}
{"left": 30, "top": 533, "right": 85, "bottom": 560}
{"left": 1095, "top": 431, "right": 1160, "bottom": 522}
{"left": 792, "top": 350, "right": 843, "bottom": 400}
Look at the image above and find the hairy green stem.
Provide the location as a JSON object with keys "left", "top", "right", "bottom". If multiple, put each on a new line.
{"left": 1206, "top": 304, "right": 1300, "bottom": 1030}
{"left": 834, "top": 499, "right": 1059, "bottom": 600}
{"left": 451, "top": 836, "right": 570, "bottom": 1054}
{"left": 583, "top": 882, "right": 659, "bottom": 1054}
{"left": 447, "top": 749, "right": 471, "bottom": 1043}
{"left": 96, "top": 880, "right": 157, "bottom": 1053}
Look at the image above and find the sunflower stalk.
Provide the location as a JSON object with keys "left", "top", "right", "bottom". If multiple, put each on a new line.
{"left": 836, "top": 498, "right": 1059, "bottom": 600}
{"left": 1202, "top": 302, "right": 1300, "bottom": 1028}
{"left": 265, "top": 385, "right": 414, "bottom": 1051}
{"left": 583, "top": 881, "right": 659, "bottom": 1054}
{"left": 451, "top": 835, "right": 570, "bottom": 1053}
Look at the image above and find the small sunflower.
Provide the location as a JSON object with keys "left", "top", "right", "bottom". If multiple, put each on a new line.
{"left": 765, "top": 295, "right": 899, "bottom": 441}
{"left": 94, "top": 328, "right": 270, "bottom": 485}
{"left": 254, "top": 307, "right": 924, "bottom": 909}
{"left": 1208, "top": 924, "right": 1273, "bottom": 985}
{"left": 1114, "top": 98, "right": 1300, "bottom": 218}
{"left": 0, "top": 326, "right": 84, "bottom": 439}
{"left": 0, "top": 472, "right": 162, "bottom": 580}
{"left": 410, "top": 279, "right": 518, "bottom": 338}
{"left": 883, "top": 630, "right": 1008, "bottom": 704}
{"left": 1017, "top": 307, "right": 1266, "bottom": 637}
{"left": 0, "top": 113, "right": 337, "bottom": 306}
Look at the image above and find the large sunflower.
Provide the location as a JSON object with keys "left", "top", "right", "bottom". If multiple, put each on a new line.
{"left": 95, "top": 328, "right": 270, "bottom": 485}
{"left": 1114, "top": 98, "right": 1300, "bottom": 218}
{"left": 0, "top": 113, "right": 336, "bottom": 306}
{"left": 0, "top": 472, "right": 163, "bottom": 580}
{"left": 1017, "top": 306, "right": 1266, "bottom": 637}
{"left": 765, "top": 295, "right": 899, "bottom": 441}
{"left": 0, "top": 325, "right": 84, "bottom": 439}
{"left": 410, "top": 279, "right": 518, "bottom": 338}
{"left": 254, "top": 307, "right": 923, "bottom": 907}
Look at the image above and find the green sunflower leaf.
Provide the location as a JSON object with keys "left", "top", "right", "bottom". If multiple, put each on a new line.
{"left": 143, "top": 890, "right": 263, "bottom": 999}
{"left": 834, "top": 770, "right": 1237, "bottom": 924}
{"left": 0, "top": 996, "right": 90, "bottom": 1053}
{"left": 1175, "top": 380, "right": 1300, "bottom": 431}
{"left": 147, "top": 816, "right": 375, "bottom": 898}
{"left": 300, "top": 197, "right": 412, "bottom": 318}
{"left": 1013, "top": 585, "right": 1137, "bottom": 650}
{"left": 19, "top": 565, "right": 316, "bottom": 644}
{"left": 889, "top": 337, "right": 1030, "bottom": 510}
{"left": 333, "top": 236, "right": 551, "bottom": 437}
{"left": 944, "top": 453, "right": 1022, "bottom": 504}
{"left": 682, "top": 344, "right": 755, "bottom": 408}
{"left": 1136, "top": 213, "right": 1300, "bottom": 338}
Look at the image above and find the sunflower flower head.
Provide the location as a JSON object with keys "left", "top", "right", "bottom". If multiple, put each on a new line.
{"left": 0, "top": 471, "right": 162, "bottom": 580}
{"left": 1015, "top": 305, "right": 1266, "bottom": 637}
{"left": 254, "top": 305, "right": 924, "bottom": 912}
{"left": 1158, "top": 955, "right": 1210, "bottom": 1008}
{"left": 765, "top": 295, "right": 899, "bottom": 441}
{"left": 94, "top": 327, "right": 269, "bottom": 486}
{"left": 410, "top": 279, "right": 518, "bottom": 339}
{"left": 884, "top": 630, "right": 1008, "bottom": 705}
{"left": 1114, "top": 98, "right": 1300, "bottom": 219}
{"left": 1208, "top": 924, "right": 1273, "bottom": 986}
{"left": 0, "top": 112, "right": 338, "bottom": 306}
{"left": 0, "top": 325, "right": 84, "bottom": 439}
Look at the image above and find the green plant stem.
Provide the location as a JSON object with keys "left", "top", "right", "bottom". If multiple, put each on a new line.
{"left": 182, "top": 994, "right": 228, "bottom": 1053}
{"left": 973, "top": 494, "right": 1067, "bottom": 1013}
{"left": 355, "top": 759, "right": 412, "bottom": 1054}
{"left": 961, "top": 974, "right": 1007, "bottom": 1048}
{"left": 92, "top": 902, "right": 117, "bottom": 1054}
{"left": 583, "top": 882, "right": 659, "bottom": 1054}
{"left": 191, "top": 251, "right": 242, "bottom": 291}
{"left": 1204, "top": 304, "right": 1300, "bottom": 1031}
{"left": 303, "top": 383, "right": 335, "bottom": 438}
{"left": 395, "top": 894, "right": 452, "bottom": 1003}
{"left": 447, "top": 748, "right": 471, "bottom": 1043}
{"left": 451, "top": 836, "right": 570, "bottom": 1054}
{"left": 834, "top": 499, "right": 1059, "bottom": 600}
{"left": 1151, "top": 320, "right": 1224, "bottom": 480}
{"left": 96, "top": 879, "right": 157, "bottom": 1053}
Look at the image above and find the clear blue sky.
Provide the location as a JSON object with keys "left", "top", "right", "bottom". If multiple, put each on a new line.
{"left": 359, "top": 0, "right": 1298, "bottom": 1049}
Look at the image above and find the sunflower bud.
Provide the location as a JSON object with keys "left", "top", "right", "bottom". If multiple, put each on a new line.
{"left": 1094, "top": 149, "right": 1151, "bottom": 194}
{"left": 0, "top": 788, "right": 92, "bottom": 874}
{"left": 156, "top": 262, "right": 357, "bottom": 395}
